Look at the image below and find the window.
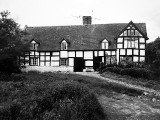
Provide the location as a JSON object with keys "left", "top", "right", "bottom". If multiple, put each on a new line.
{"left": 101, "top": 39, "right": 109, "bottom": 49}
{"left": 33, "top": 44, "right": 37, "bottom": 50}
{"left": 30, "top": 58, "right": 38, "bottom": 66}
{"left": 61, "top": 40, "right": 68, "bottom": 50}
{"left": 30, "top": 40, "right": 38, "bottom": 50}
{"left": 60, "top": 58, "right": 68, "bottom": 66}
{"left": 128, "top": 41, "right": 135, "bottom": 48}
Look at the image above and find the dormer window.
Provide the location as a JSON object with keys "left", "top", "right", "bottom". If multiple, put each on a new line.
{"left": 61, "top": 40, "right": 68, "bottom": 50}
{"left": 30, "top": 40, "right": 38, "bottom": 50}
{"left": 101, "top": 39, "right": 109, "bottom": 49}
{"left": 33, "top": 44, "right": 37, "bottom": 50}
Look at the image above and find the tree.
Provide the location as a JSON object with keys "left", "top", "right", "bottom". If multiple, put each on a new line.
{"left": 146, "top": 37, "right": 160, "bottom": 79}
{"left": 0, "top": 11, "right": 26, "bottom": 75}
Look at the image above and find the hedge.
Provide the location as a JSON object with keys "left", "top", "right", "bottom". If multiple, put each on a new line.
{"left": 102, "top": 67, "right": 153, "bottom": 79}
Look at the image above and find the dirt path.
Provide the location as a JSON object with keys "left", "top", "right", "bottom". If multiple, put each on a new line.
{"left": 74, "top": 72, "right": 160, "bottom": 96}
{"left": 72, "top": 72, "right": 160, "bottom": 120}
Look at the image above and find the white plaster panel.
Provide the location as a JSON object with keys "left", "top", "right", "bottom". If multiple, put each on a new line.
{"left": 31, "top": 41, "right": 36, "bottom": 44}
{"left": 40, "top": 62, "right": 45, "bottom": 66}
{"left": 134, "top": 50, "right": 139, "bottom": 55}
{"left": 112, "top": 51, "right": 116, "bottom": 55}
{"left": 135, "top": 40, "right": 138, "bottom": 48}
{"left": 103, "top": 39, "right": 108, "bottom": 42}
{"left": 120, "top": 49, "right": 125, "bottom": 55}
{"left": 140, "top": 57, "right": 145, "bottom": 62}
{"left": 117, "top": 38, "right": 123, "bottom": 43}
{"left": 140, "top": 44, "right": 145, "bottom": 49}
{"left": 52, "top": 52, "right": 59, "bottom": 55}
{"left": 127, "top": 49, "right": 132, "bottom": 55}
{"left": 40, "top": 52, "right": 45, "bottom": 55}
{"left": 124, "top": 40, "right": 127, "bottom": 48}
{"left": 139, "top": 38, "right": 145, "bottom": 43}
{"left": 68, "top": 51, "right": 75, "bottom": 57}
{"left": 46, "top": 62, "right": 50, "bottom": 66}
{"left": 99, "top": 51, "right": 104, "bottom": 56}
{"left": 85, "top": 61, "right": 93, "bottom": 66}
{"left": 84, "top": 51, "right": 93, "bottom": 59}
{"left": 25, "top": 57, "right": 29, "bottom": 60}
{"left": 94, "top": 51, "right": 98, "bottom": 57}
{"left": 40, "top": 56, "right": 45, "bottom": 60}
{"left": 105, "top": 51, "right": 111, "bottom": 55}
{"left": 46, "top": 56, "right": 50, "bottom": 61}
{"left": 117, "top": 44, "right": 123, "bottom": 48}
{"left": 117, "top": 49, "right": 119, "bottom": 63}
{"left": 51, "top": 61, "right": 59, "bottom": 66}
{"left": 102, "top": 57, "right": 104, "bottom": 63}
{"left": 140, "top": 50, "right": 145, "bottom": 56}
{"left": 51, "top": 56, "right": 59, "bottom": 61}
{"left": 133, "top": 57, "right": 139, "bottom": 62}
{"left": 46, "top": 52, "right": 50, "bottom": 55}
{"left": 69, "top": 58, "right": 74, "bottom": 66}
{"left": 76, "top": 51, "right": 83, "bottom": 57}
{"left": 35, "top": 52, "right": 39, "bottom": 55}
{"left": 30, "top": 51, "right": 34, "bottom": 55}
{"left": 60, "top": 51, "right": 68, "bottom": 58}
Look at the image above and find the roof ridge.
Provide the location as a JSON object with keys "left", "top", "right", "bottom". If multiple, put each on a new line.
{"left": 25, "top": 23, "right": 131, "bottom": 28}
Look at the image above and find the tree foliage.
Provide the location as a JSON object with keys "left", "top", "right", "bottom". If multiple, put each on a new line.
{"left": 0, "top": 11, "right": 26, "bottom": 74}
{"left": 146, "top": 37, "right": 160, "bottom": 79}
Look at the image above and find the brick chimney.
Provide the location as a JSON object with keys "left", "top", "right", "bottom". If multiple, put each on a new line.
{"left": 83, "top": 16, "right": 92, "bottom": 25}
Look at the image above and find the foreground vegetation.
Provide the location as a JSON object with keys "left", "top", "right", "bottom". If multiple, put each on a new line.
{"left": 1, "top": 71, "right": 160, "bottom": 120}
{"left": 0, "top": 72, "right": 107, "bottom": 120}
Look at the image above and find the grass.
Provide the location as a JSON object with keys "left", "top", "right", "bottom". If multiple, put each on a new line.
{"left": 0, "top": 71, "right": 160, "bottom": 120}
{"left": 101, "top": 71, "right": 160, "bottom": 91}
{"left": 0, "top": 72, "right": 107, "bottom": 120}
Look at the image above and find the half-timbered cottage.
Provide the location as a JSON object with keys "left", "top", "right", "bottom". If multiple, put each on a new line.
{"left": 21, "top": 16, "right": 148, "bottom": 72}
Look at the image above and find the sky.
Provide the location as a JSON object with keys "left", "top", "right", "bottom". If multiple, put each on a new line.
{"left": 0, "top": 0, "right": 160, "bottom": 43}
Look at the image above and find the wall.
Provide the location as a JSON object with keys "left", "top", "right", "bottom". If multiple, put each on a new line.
{"left": 21, "top": 66, "right": 73, "bottom": 72}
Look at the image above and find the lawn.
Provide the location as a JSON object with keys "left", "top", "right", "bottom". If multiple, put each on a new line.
{"left": 0, "top": 71, "right": 160, "bottom": 120}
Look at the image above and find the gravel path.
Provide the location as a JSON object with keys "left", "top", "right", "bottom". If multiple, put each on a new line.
{"left": 74, "top": 72, "right": 160, "bottom": 96}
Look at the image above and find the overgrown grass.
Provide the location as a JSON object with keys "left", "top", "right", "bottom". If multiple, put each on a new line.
{"left": 0, "top": 72, "right": 107, "bottom": 120}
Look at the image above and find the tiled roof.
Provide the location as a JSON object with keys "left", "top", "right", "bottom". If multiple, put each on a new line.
{"left": 22, "top": 22, "right": 148, "bottom": 51}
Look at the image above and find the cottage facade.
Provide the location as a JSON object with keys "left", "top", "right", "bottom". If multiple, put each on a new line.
{"left": 20, "top": 16, "right": 148, "bottom": 72}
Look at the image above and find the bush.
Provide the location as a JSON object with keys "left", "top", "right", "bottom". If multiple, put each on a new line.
{"left": 120, "top": 68, "right": 153, "bottom": 79}
{"left": 102, "top": 67, "right": 122, "bottom": 74}
{"left": 5, "top": 81, "right": 106, "bottom": 120}
{"left": 0, "top": 57, "right": 21, "bottom": 75}
{"left": 102, "top": 66, "right": 153, "bottom": 79}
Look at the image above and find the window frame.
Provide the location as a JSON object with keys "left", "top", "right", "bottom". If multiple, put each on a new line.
{"left": 60, "top": 58, "right": 68, "bottom": 66}
{"left": 61, "top": 40, "right": 68, "bottom": 50}
{"left": 30, "top": 58, "right": 38, "bottom": 66}
{"left": 101, "top": 39, "right": 109, "bottom": 49}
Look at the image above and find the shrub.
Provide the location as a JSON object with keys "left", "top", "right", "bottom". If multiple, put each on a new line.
{"left": 102, "top": 66, "right": 153, "bottom": 79}
{"left": 102, "top": 67, "right": 122, "bottom": 74}
{"left": 120, "top": 68, "right": 153, "bottom": 79}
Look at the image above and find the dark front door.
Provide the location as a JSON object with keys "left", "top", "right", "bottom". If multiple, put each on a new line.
{"left": 94, "top": 56, "right": 102, "bottom": 71}
{"left": 74, "top": 57, "right": 84, "bottom": 72}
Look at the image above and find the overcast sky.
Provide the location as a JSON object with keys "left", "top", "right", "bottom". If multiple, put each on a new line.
{"left": 0, "top": 0, "right": 160, "bottom": 42}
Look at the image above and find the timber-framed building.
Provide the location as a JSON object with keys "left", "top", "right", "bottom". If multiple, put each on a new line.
{"left": 20, "top": 16, "right": 148, "bottom": 72}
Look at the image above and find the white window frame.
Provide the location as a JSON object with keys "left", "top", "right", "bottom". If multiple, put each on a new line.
{"left": 30, "top": 58, "right": 38, "bottom": 66}
{"left": 60, "top": 58, "right": 68, "bottom": 66}
{"left": 61, "top": 40, "right": 68, "bottom": 50}
{"left": 101, "top": 39, "right": 109, "bottom": 49}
